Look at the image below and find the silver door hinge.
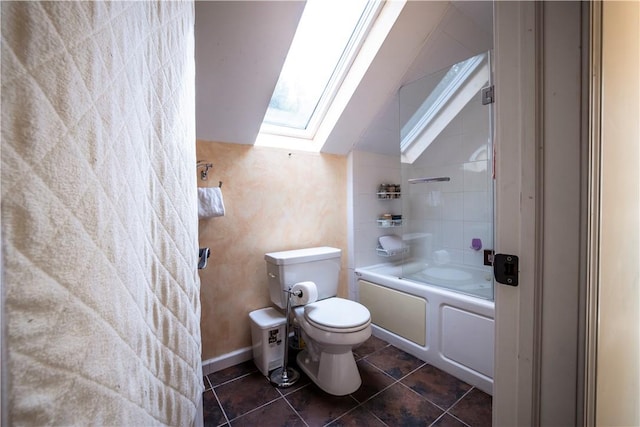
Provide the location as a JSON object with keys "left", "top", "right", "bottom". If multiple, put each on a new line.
{"left": 481, "top": 85, "right": 495, "bottom": 105}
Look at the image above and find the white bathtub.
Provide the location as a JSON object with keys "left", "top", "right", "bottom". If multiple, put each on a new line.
{"left": 355, "top": 263, "right": 494, "bottom": 394}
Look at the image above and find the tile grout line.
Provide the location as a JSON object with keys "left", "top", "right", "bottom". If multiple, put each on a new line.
{"left": 203, "top": 337, "right": 491, "bottom": 427}
{"left": 203, "top": 375, "right": 213, "bottom": 392}
{"left": 321, "top": 394, "right": 391, "bottom": 427}
{"left": 391, "top": 369, "right": 462, "bottom": 423}
{"left": 281, "top": 345, "right": 394, "bottom": 427}
{"left": 217, "top": 373, "right": 289, "bottom": 424}
{"left": 354, "top": 342, "right": 391, "bottom": 362}
{"left": 321, "top": 354, "right": 430, "bottom": 427}
{"left": 352, "top": 359, "right": 404, "bottom": 404}
{"left": 445, "top": 413, "right": 473, "bottom": 427}
{"left": 208, "top": 369, "right": 258, "bottom": 389}
{"left": 280, "top": 391, "right": 311, "bottom": 427}
{"left": 370, "top": 360, "right": 474, "bottom": 426}
{"left": 394, "top": 370, "right": 456, "bottom": 412}
{"left": 293, "top": 339, "right": 398, "bottom": 425}
{"left": 321, "top": 394, "right": 362, "bottom": 427}
{"left": 428, "top": 411, "right": 472, "bottom": 427}
{"left": 323, "top": 359, "right": 428, "bottom": 425}
{"left": 276, "top": 376, "right": 311, "bottom": 398}
{"left": 210, "top": 387, "right": 231, "bottom": 427}
{"left": 226, "top": 395, "right": 286, "bottom": 424}
{"left": 397, "top": 361, "right": 428, "bottom": 381}
{"left": 439, "top": 386, "right": 477, "bottom": 427}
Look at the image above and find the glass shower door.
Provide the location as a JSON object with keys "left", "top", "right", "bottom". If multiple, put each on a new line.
{"left": 398, "top": 52, "right": 494, "bottom": 300}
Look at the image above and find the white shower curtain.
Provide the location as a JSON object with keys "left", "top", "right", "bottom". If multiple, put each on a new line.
{"left": 1, "top": 2, "right": 202, "bottom": 425}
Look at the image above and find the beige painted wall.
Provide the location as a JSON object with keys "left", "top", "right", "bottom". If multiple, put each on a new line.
{"left": 196, "top": 140, "right": 348, "bottom": 360}
{"left": 596, "top": 1, "right": 640, "bottom": 425}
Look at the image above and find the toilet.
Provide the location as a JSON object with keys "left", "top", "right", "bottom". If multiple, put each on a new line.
{"left": 265, "top": 247, "right": 371, "bottom": 396}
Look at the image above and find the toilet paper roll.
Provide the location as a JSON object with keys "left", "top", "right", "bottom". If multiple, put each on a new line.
{"left": 290, "top": 281, "right": 318, "bottom": 306}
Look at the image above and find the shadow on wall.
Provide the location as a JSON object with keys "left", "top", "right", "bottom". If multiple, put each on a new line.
{"left": 196, "top": 140, "right": 348, "bottom": 360}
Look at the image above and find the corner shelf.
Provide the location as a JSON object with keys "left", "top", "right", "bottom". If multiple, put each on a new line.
{"left": 376, "top": 185, "right": 404, "bottom": 256}
{"left": 377, "top": 192, "right": 401, "bottom": 199}
{"left": 377, "top": 219, "right": 403, "bottom": 228}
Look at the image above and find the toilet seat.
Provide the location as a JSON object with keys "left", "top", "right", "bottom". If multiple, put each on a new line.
{"left": 303, "top": 298, "right": 370, "bottom": 333}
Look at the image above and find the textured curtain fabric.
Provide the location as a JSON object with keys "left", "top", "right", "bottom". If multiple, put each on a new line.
{"left": 1, "top": 1, "right": 202, "bottom": 425}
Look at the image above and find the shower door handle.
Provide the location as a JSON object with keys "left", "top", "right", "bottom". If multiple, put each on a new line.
{"left": 494, "top": 253, "right": 519, "bottom": 286}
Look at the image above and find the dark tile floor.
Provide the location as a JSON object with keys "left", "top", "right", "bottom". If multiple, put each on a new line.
{"left": 203, "top": 336, "right": 492, "bottom": 427}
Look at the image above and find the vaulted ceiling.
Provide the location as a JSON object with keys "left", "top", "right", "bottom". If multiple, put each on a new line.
{"left": 195, "top": 1, "right": 492, "bottom": 156}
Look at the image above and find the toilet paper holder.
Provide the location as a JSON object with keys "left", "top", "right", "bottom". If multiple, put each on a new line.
{"left": 286, "top": 288, "right": 303, "bottom": 299}
{"left": 198, "top": 247, "right": 210, "bottom": 270}
{"left": 269, "top": 286, "right": 303, "bottom": 388}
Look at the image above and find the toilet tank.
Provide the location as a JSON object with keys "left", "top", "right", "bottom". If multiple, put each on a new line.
{"left": 265, "top": 247, "right": 341, "bottom": 309}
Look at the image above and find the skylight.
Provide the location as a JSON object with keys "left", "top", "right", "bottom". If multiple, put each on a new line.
{"left": 401, "top": 53, "right": 489, "bottom": 164}
{"left": 260, "top": 0, "right": 381, "bottom": 140}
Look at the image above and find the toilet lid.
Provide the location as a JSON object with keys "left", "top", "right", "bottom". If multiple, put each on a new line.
{"left": 304, "top": 298, "right": 370, "bottom": 331}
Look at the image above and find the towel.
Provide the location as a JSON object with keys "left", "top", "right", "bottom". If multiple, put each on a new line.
{"left": 198, "top": 187, "right": 225, "bottom": 219}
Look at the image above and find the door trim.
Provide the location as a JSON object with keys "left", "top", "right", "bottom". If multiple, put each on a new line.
{"left": 584, "top": 2, "right": 602, "bottom": 425}
{"left": 493, "top": 2, "right": 542, "bottom": 424}
{"left": 494, "top": 2, "right": 588, "bottom": 425}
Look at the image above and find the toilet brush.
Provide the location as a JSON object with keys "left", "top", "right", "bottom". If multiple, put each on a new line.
{"left": 269, "top": 287, "right": 301, "bottom": 388}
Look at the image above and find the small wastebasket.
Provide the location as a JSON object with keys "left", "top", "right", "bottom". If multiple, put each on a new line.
{"left": 249, "top": 307, "right": 286, "bottom": 376}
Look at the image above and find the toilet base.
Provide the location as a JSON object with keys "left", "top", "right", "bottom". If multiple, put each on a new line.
{"left": 296, "top": 349, "right": 362, "bottom": 396}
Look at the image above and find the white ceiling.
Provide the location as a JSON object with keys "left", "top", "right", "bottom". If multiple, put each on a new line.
{"left": 194, "top": 1, "right": 305, "bottom": 146}
{"left": 195, "top": 0, "right": 492, "bottom": 156}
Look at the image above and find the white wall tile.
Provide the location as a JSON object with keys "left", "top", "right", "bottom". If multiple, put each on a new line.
{"left": 463, "top": 161, "right": 488, "bottom": 192}
{"left": 442, "top": 220, "right": 464, "bottom": 249}
{"left": 463, "top": 221, "right": 493, "bottom": 249}
{"left": 463, "top": 191, "right": 490, "bottom": 222}
{"left": 444, "top": 249, "right": 465, "bottom": 264}
{"left": 442, "top": 192, "right": 464, "bottom": 220}
{"left": 463, "top": 248, "right": 486, "bottom": 267}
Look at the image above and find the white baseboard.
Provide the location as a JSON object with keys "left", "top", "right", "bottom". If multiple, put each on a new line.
{"left": 201, "top": 346, "right": 253, "bottom": 377}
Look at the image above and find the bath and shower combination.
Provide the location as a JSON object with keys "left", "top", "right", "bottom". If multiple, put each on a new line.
{"left": 355, "top": 51, "right": 495, "bottom": 393}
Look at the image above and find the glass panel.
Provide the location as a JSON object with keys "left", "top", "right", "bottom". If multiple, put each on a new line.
{"left": 401, "top": 53, "right": 485, "bottom": 151}
{"left": 263, "top": 0, "right": 370, "bottom": 131}
{"left": 398, "top": 52, "right": 494, "bottom": 301}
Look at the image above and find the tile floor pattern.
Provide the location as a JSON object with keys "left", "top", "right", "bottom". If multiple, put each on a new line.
{"left": 203, "top": 336, "right": 492, "bottom": 427}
